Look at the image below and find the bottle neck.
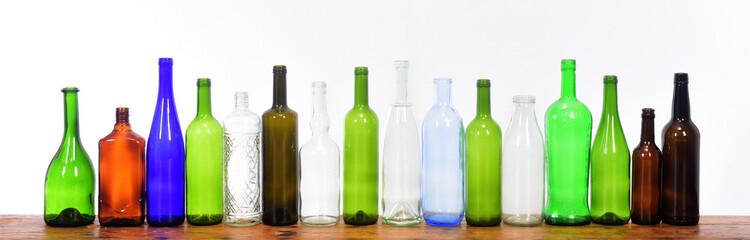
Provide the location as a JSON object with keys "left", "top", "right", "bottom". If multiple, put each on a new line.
{"left": 476, "top": 87, "right": 491, "bottom": 118}
{"left": 273, "top": 73, "right": 287, "bottom": 107}
{"left": 510, "top": 102, "right": 536, "bottom": 126}
{"left": 197, "top": 85, "right": 212, "bottom": 116}
{"left": 114, "top": 108, "right": 132, "bottom": 131}
{"left": 235, "top": 92, "right": 249, "bottom": 111}
{"left": 63, "top": 91, "right": 80, "bottom": 140}
{"left": 561, "top": 68, "right": 576, "bottom": 99}
{"left": 640, "top": 115, "right": 655, "bottom": 143}
{"left": 602, "top": 83, "right": 620, "bottom": 117}
{"left": 394, "top": 67, "right": 408, "bottom": 104}
{"left": 355, "top": 74, "right": 368, "bottom": 107}
{"left": 434, "top": 81, "right": 452, "bottom": 106}
{"left": 311, "top": 88, "right": 330, "bottom": 136}
{"left": 158, "top": 63, "right": 174, "bottom": 98}
{"left": 672, "top": 82, "right": 691, "bottom": 120}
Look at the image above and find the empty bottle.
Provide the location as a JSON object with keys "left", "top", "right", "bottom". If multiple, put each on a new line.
{"left": 465, "top": 79, "right": 502, "bottom": 226}
{"left": 501, "top": 95, "right": 544, "bottom": 227}
{"left": 223, "top": 91, "right": 262, "bottom": 226}
{"left": 98, "top": 107, "right": 146, "bottom": 226}
{"left": 421, "top": 78, "right": 465, "bottom": 227}
{"left": 382, "top": 60, "right": 421, "bottom": 226}
{"left": 661, "top": 73, "right": 700, "bottom": 226}
{"left": 343, "top": 67, "right": 379, "bottom": 225}
{"left": 44, "top": 87, "right": 95, "bottom": 227}
{"left": 262, "top": 65, "right": 299, "bottom": 226}
{"left": 591, "top": 75, "right": 630, "bottom": 225}
{"left": 632, "top": 108, "right": 661, "bottom": 225}
{"left": 146, "top": 58, "right": 185, "bottom": 227}
{"left": 300, "top": 82, "right": 341, "bottom": 226}
{"left": 186, "top": 78, "right": 224, "bottom": 225}
{"left": 544, "top": 59, "right": 592, "bottom": 226}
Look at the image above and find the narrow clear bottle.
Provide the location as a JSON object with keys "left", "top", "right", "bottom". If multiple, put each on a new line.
{"left": 382, "top": 60, "right": 421, "bottom": 226}
{"left": 421, "top": 78, "right": 465, "bottom": 227}
{"left": 501, "top": 95, "right": 544, "bottom": 227}
{"left": 223, "top": 91, "right": 261, "bottom": 226}
{"left": 300, "top": 82, "right": 341, "bottom": 226}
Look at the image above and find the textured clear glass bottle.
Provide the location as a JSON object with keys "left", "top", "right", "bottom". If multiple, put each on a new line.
{"left": 222, "top": 91, "right": 261, "bottom": 226}
{"left": 382, "top": 60, "right": 421, "bottom": 226}
{"left": 591, "top": 75, "right": 630, "bottom": 225}
{"left": 300, "top": 82, "right": 341, "bottom": 226}
{"left": 421, "top": 78, "right": 465, "bottom": 227}
{"left": 501, "top": 95, "right": 544, "bottom": 227}
{"left": 465, "top": 79, "right": 502, "bottom": 226}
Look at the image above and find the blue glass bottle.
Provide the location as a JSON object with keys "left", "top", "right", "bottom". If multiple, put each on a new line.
{"left": 421, "top": 78, "right": 465, "bottom": 227}
{"left": 146, "top": 58, "right": 186, "bottom": 226}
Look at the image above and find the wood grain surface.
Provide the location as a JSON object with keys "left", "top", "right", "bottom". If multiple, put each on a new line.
{"left": 1, "top": 215, "right": 748, "bottom": 239}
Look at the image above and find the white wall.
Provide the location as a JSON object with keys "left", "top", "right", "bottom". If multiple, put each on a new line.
{"left": 1, "top": 0, "right": 747, "bottom": 215}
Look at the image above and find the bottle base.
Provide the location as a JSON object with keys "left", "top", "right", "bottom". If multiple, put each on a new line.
{"left": 383, "top": 217, "right": 420, "bottom": 226}
{"left": 44, "top": 208, "right": 95, "bottom": 227}
{"left": 662, "top": 216, "right": 699, "bottom": 226}
{"left": 502, "top": 214, "right": 543, "bottom": 227}
{"left": 631, "top": 215, "right": 660, "bottom": 225}
{"left": 224, "top": 213, "right": 261, "bottom": 227}
{"left": 262, "top": 208, "right": 299, "bottom": 226}
{"left": 301, "top": 215, "right": 339, "bottom": 226}
{"left": 147, "top": 215, "right": 185, "bottom": 227}
{"left": 99, "top": 216, "right": 144, "bottom": 227}
{"left": 544, "top": 215, "right": 591, "bottom": 226}
{"left": 343, "top": 210, "right": 378, "bottom": 225}
{"left": 187, "top": 214, "right": 223, "bottom": 225}
{"left": 466, "top": 215, "right": 501, "bottom": 227}
{"left": 424, "top": 214, "right": 463, "bottom": 227}
{"left": 592, "top": 212, "right": 629, "bottom": 225}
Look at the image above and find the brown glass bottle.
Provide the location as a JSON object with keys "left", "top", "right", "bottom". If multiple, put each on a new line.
{"left": 661, "top": 73, "right": 700, "bottom": 226}
{"left": 262, "top": 65, "right": 299, "bottom": 226}
{"left": 98, "top": 107, "right": 146, "bottom": 226}
{"left": 631, "top": 108, "right": 661, "bottom": 225}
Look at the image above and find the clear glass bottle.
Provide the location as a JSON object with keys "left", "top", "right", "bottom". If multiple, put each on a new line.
{"left": 501, "top": 95, "right": 544, "bottom": 227}
{"left": 222, "top": 91, "right": 261, "bottom": 226}
{"left": 300, "top": 82, "right": 341, "bottom": 226}
{"left": 421, "top": 78, "right": 465, "bottom": 227}
{"left": 382, "top": 60, "right": 421, "bottom": 226}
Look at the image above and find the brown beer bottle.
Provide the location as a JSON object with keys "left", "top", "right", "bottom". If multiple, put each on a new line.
{"left": 631, "top": 108, "right": 661, "bottom": 225}
{"left": 661, "top": 73, "right": 700, "bottom": 226}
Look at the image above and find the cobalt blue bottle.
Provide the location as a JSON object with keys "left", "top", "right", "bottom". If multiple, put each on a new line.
{"left": 421, "top": 78, "right": 465, "bottom": 226}
{"left": 146, "top": 58, "right": 186, "bottom": 226}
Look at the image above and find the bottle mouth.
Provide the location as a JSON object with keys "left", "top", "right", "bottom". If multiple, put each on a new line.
{"left": 273, "top": 65, "right": 287, "bottom": 74}
{"left": 603, "top": 75, "right": 618, "bottom": 84}
{"left": 674, "top": 72, "right": 688, "bottom": 84}
{"left": 561, "top": 59, "right": 576, "bottom": 70}
{"left": 434, "top": 78, "right": 452, "bottom": 84}
{"left": 641, "top": 107, "right": 655, "bottom": 118}
{"left": 159, "top": 58, "right": 173, "bottom": 66}
{"left": 513, "top": 95, "right": 535, "bottom": 103}
{"left": 197, "top": 78, "right": 211, "bottom": 87}
{"left": 312, "top": 81, "right": 327, "bottom": 93}
{"left": 61, "top": 86, "right": 80, "bottom": 93}
{"left": 394, "top": 60, "right": 408, "bottom": 69}
{"left": 355, "top": 66, "right": 368, "bottom": 75}
{"left": 477, "top": 79, "right": 491, "bottom": 87}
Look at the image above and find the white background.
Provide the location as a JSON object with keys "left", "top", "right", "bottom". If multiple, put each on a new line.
{"left": 1, "top": 0, "right": 748, "bottom": 215}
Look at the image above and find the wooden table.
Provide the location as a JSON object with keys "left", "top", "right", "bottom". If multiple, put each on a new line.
{"left": 1, "top": 215, "right": 748, "bottom": 239}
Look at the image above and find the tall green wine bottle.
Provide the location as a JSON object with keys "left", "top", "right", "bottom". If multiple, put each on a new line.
{"left": 590, "top": 75, "right": 630, "bottom": 225}
{"left": 544, "top": 59, "right": 592, "bottom": 226}
{"left": 186, "top": 78, "right": 224, "bottom": 225}
{"left": 465, "top": 79, "right": 502, "bottom": 226}
{"left": 44, "top": 87, "right": 95, "bottom": 227}
{"left": 343, "top": 67, "right": 379, "bottom": 225}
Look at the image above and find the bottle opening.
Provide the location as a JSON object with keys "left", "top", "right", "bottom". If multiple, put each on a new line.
{"left": 159, "top": 58, "right": 173, "bottom": 66}
{"left": 197, "top": 78, "right": 211, "bottom": 87}
{"left": 355, "top": 66, "right": 368, "bottom": 75}
{"left": 61, "top": 86, "right": 80, "bottom": 93}
{"left": 561, "top": 59, "right": 576, "bottom": 70}
{"left": 513, "top": 95, "right": 535, "bottom": 103}
{"left": 273, "top": 65, "right": 287, "bottom": 74}
{"left": 312, "top": 81, "right": 327, "bottom": 94}
{"left": 641, "top": 108, "right": 655, "bottom": 118}
{"left": 674, "top": 72, "right": 689, "bottom": 84}
{"left": 394, "top": 60, "right": 408, "bottom": 69}
{"left": 477, "top": 79, "right": 491, "bottom": 87}
{"left": 603, "top": 75, "right": 618, "bottom": 84}
{"left": 434, "top": 78, "right": 452, "bottom": 84}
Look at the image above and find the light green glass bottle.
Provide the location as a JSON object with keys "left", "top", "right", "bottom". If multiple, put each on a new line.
{"left": 591, "top": 75, "right": 630, "bottom": 225}
{"left": 544, "top": 59, "right": 592, "bottom": 226}
{"left": 465, "top": 79, "right": 502, "bottom": 226}
{"left": 44, "top": 87, "right": 95, "bottom": 227}
{"left": 186, "top": 78, "right": 224, "bottom": 225}
{"left": 343, "top": 67, "right": 379, "bottom": 225}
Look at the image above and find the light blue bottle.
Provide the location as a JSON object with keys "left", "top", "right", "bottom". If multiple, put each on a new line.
{"left": 421, "top": 78, "right": 465, "bottom": 227}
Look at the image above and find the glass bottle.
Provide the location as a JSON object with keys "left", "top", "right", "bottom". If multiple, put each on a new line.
{"left": 44, "top": 87, "right": 95, "bottom": 227}
{"left": 590, "top": 75, "right": 630, "bottom": 225}
{"left": 501, "top": 95, "right": 544, "bottom": 227}
{"left": 544, "top": 59, "right": 592, "bottom": 226}
{"left": 382, "top": 60, "right": 421, "bottom": 226}
{"left": 262, "top": 65, "right": 299, "bottom": 226}
{"left": 147, "top": 58, "right": 185, "bottom": 227}
{"left": 661, "top": 73, "right": 700, "bottom": 226}
{"left": 422, "top": 78, "right": 465, "bottom": 227}
{"left": 223, "top": 91, "right": 261, "bottom": 226}
{"left": 98, "top": 107, "right": 146, "bottom": 226}
{"left": 186, "top": 78, "right": 224, "bottom": 225}
{"left": 343, "top": 67, "right": 379, "bottom": 225}
{"left": 632, "top": 108, "right": 661, "bottom": 225}
{"left": 465, "top": 79, "right": 502, "bottom": 226}
{"left": 300, "top": 82, "right": 340, "bottom": 226}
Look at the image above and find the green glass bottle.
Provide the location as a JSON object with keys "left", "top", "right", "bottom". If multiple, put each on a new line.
{"left": 186, "top": 78, "right": 224, "bottom": 225}
{"left": 465, "top": 79, "right": 502, "bottom": 226}
{"left": 590, "top": 75, "right": 631, "bottom": 225}
{"left": 544, "top": 59, "right": 592, "bottom": 226}
{"left": 343, "top": 67, "right": 379, "bottom": 225}
{"left": 44, "top": 87, "right": 95, "bottom": 227}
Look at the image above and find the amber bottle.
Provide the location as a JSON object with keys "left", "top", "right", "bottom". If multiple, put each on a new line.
{"left": 98, "top": 107, "right": 146, "bottom": 226}
{"left": 631, "top": 108, "right": 661, "bottom": 225}
{"left": 661, "top": 73, "right": 700, "bottom": 226}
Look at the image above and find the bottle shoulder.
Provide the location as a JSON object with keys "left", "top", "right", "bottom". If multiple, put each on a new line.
{"left": 345, "top": 107, "right": 378, "bottom": 122}
{"left": 662, "top": 119, "right": 700, "bottom": 139}
{"left": 545, "top": 99, "right": 592, "bottom": 121}
{"left": 263, "top": 106, "right": 297, "bottom": 118}
{"left": 301, "top": 135, "right": 340, "bottom": 153}
{"left": 466, "top": 117, "right": 501, "bottom": 132}
{"left": 100, "top": 130, "right": 146, "bottom": 144}
{"left": 187, "top": 117, "right": 223, "bottom": 131}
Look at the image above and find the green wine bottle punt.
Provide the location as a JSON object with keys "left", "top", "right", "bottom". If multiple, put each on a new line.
{"left": 343, "top": 67, "right": 379, "bottom": 225}
{"left": 44, "top": 87, "right": 95, "bottom": 227}
{"left": 590, "top": 75, "right": 630, "bottom": 225}
{"left": 186, "top": 78, "right": 224, "bottom": 225}
{"left": 465, "top": 79, "right": 502, "bottom": 226}
{"left": 544, "top": 59, "right": 592, "bottom": 226}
